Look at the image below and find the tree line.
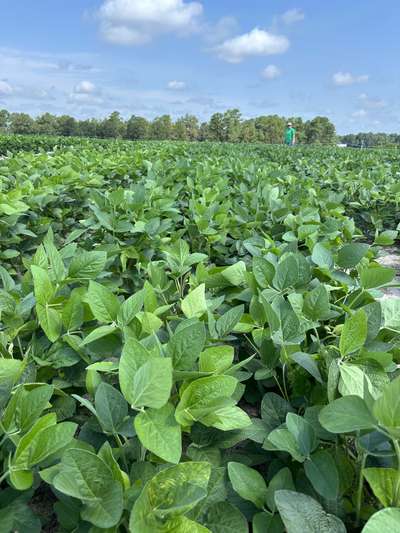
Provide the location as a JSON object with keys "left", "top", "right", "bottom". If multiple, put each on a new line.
{"left": 339, "top": 132, "right": 400, "bottom": 148}
{"left": 0, "top": 108, "right": 339, "bottom": 144}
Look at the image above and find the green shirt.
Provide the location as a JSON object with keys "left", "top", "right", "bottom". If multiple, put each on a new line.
{"left": 284, "top": 127, "right": 295, "bottom": 145}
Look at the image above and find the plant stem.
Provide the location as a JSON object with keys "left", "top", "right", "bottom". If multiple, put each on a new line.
{"left": 114, "top": 434, "right": 129, "bottom": 472}
{"left": 0, "top": 470, "right": 9, "bottom": 485}
{"left": 140, "top": 445, "right": 146, "bottom": 462}
{"left": 355, "top": 452, "right": 366, "bottom": 528}
{"left": 282, "top": 363, "right": 289, "bottom": 402}
{"left": 392, "top": 439, "right": 400, "bottom": 506}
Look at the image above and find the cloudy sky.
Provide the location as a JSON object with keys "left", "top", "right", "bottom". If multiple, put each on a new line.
{"left": 0, "top": 0, "right": 399, "bottom": 133}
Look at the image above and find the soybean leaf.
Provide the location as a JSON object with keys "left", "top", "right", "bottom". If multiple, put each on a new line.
{"left": 201, "top": 502, "right": 248, "bottom": 533}
{"left": 181, "top": 284, "right": 207, "bottom": 319}
{"left": 86, "top": 281, "right": 120, "bottom": 323}
{"left": 134, "top": 403, "right": 181, "bottom": 464}
{"left": 94, "top": 382, "right": 128, "bottom": 434}
{"left": 319, "top": 395, "right": 376, "bottom": 433}
{"left": 275, "top": 490, "right": 346, "bottom": 533}
{"left": 53, "top": 449, "right": 123, "bottom": 528}
{"left": 227, "top": 462, "right": 267, "bottom": 509}
{"left": 68, "top": 251, "right": 107, "bottom": 279}
{"left": 363, "top": 468, "right": 398, "bottom": 507}
{"left": 339, "top": 309, "right": 368, "bottom": 357}
{"left": 362, "top": 508, "right": 400, "bottom": 532}
{"left": 304, "top": 450, "right": 340, "bottom": 500}
{"left": 337, "top": 243, "right": 369, "bottom": 268}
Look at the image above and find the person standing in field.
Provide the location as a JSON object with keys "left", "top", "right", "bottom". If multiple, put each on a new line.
{"left": 284, "top": 122, "right": 296, "bottom": 146}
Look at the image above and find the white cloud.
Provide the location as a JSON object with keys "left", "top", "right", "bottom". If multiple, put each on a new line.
{"left": 262, "top": 64, "right": 281, "bottom": 80}
{"left": 98, "top": 0, "right": 203, "bottom": 45}
{"left": 74, "top": 80, "right": 96, "bottom": 94}
{"left": 215, "top": 28, "right": 289, "bottom": 63}
{"left": 281, "top": 8, "right": 305, "bottom": 25}
{"left": 333, "top": 72, "right": 369, "bottom": 86}
{"left": 0, "top": 80, "right": 13, "bottom": 96}
{"left": 359, "top": 93, "right": 386, "bottom": 108}
{"left": 167, "top": 80, "right": 186, "bottom": 90}
{"left": 352, "top": 109, "right": 368, "bottom": 118}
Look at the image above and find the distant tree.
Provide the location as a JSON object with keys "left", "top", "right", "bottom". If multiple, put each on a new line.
{"left": 35, "top": 113, "right": 58, "bottom": 135}
{"left": 240, "top": 119, "right": 257, "bottom": 143}
{"left": 198, "top": 122, "right": 209, "bottom": 141}
{"left": 57, "top": 115, "right": 77, "bottom": 136}
{"left": 173, "top": 114, "right": 199, "bottom": 141}
{"left": 77, "top": 118, "right": 99, "bottom": 138}
{"left": 150, "top": 115, "right": 173, "bottom": 140}
{"left": 305, "top": 116, "right": 336, "bottom": 144}
{"left": 0, "top": 109, "right": 10, "bottom": 133}
{"left": 222, "top": 109, "right": 242, "bottom": 142}
{"left": 254, "top": 115, "right": 285, "bottom": 143}
{"left": 208, "top": 113, "right": 224, "bottom": 141}
{"left": 100, "top": 111, "right": 126, "bottom": 138}
{"left": 10, "top": 113, "right": 36, "bottom": 134}
{"left": 126, "top": 115, "right": 149, "bottom": 140}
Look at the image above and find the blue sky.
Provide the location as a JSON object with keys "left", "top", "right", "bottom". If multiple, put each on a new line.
{"left": 0, "top": 0, "right": 399, "bottom": 133}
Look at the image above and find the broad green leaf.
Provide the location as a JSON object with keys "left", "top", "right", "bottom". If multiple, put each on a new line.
{"left": 68, "top": 251, "right": 107, "bottom": 279}
{"left": 130, "top": 358, "right": 172, "bottom": 409}
{"left": 134, "top": 403, "right": 181, "bottom": 464}
{"left": 337, "top": 243, "right": 369, "bottom": 268}
{"left": 81, "top": 325, "right": 118, "bottom": 346}
{"left": 95, "top": 382, "right": 128, "bottom": 434}
{"left": 168, "top": 320, "right": 206, "bottom": 370}
{"left": 261, "top": 392, "right": 294, "bottom": 433}
{"left": 253, "top": 512, "right": 284, "bottom": 533}
{"left": 303, "top": 284, "right": 330, "bottom": 321}
{"left": 221, "top": 262, "right": 246, "bottom": 286}
{"left": 117, "top": 289, "right": 145, "bottom": 326}
{"left": 175, "top": 375, "right": 238, "bottom": 427}
{"left": 31, "top": 265, "right": 54, "bottom": 305}
{"left": 374, "top": 230, "right": 398, "bottom": 245}
{"left": 62, "top": 289, "right": 84, "bottom": 331}
{"left": 363, "top": 468, "right": 398, "bottom": 507}
{"left": 181, "top": 284, "right": 207, "bottom": 318}
{"left": 202, "top": 503, "right": 248, "bottom": 532}
{"left": 201, "top": 405, "right": 251, "bottom": 431}
{"left": 361, "top": 266, "right": 396, "bottom": 289}
{"left": 373, "top": 376, "right": 400, "bottom": 437}
{"left": 362, "top": 508, "right": 400, "bottom": 532}
{"left": 275, "top": 490, "right": 346, "bottom": 533}
{"left": 53, "top": 449, "right": 123, "bottom": 528}
{"left": 304, "top": 450, "right": 339, "bottom": 500}
{"left": 129, "top": 462, "right": 211, "bottom": 532}
{"left": 228, "top": 462, "right": 267, "bottom": 509}
{"left": 36, "top": 304, "right": 62, "bottom": 342}
{"left": 319, "top": 395, "right": 376, "bottom": 433}
{"left": 86, "top": 281, "right": 120, "bottom": 323}
{"left": 0, "top": 359, "right": 24, "bottom": 386}
{"left": 265, "top": 428, "right": 305, "bottom": 462}
{"left": 286, "top": 413, "right": 318, "bottom": 457}
{"left": 119, "top": 338, "right": 152, "bottom": 401}
{"left": 291, "top": 352, "right": 323, "bottom": 383}
{"left": 311, "top": 243, "right": 334, "bottom": 269}
{"left": 216, "top": 305, "right": 244, "bottom": 337}
{"left": 381, "top": 298, "right": 400, "bottom": 331}
{"left": 199, "top": 346, "right": 234, "bottom": 374}
{"left": 339, "top": 309, "right": 367, "bottom": 356}
{"left": 16, "top": 384, "right": 54, "bottom": 433}
{"left": 273, "top": 254, "right": 300, "bottom": 291}
{"left": 253, "top": 256, "right": 275, "bottom": 288}
{"left": 266, "top": 467, "right": 295, "bottom": 513}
